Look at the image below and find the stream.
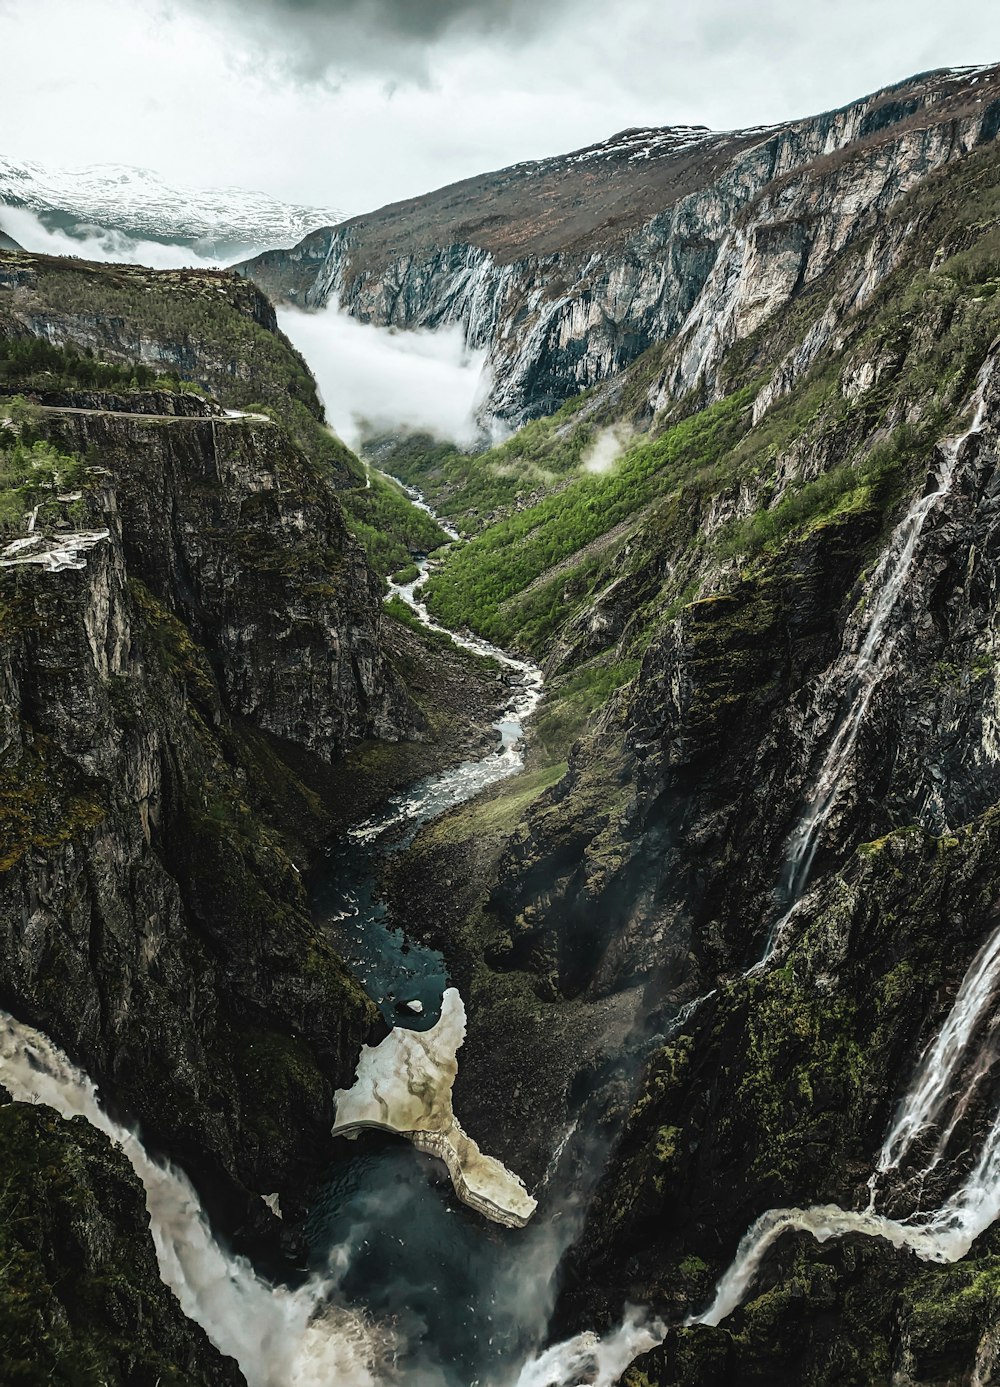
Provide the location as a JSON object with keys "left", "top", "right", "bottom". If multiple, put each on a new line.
{"left": 0, "top": 466, "right": 624, "bottom": 1387}
{"left": 303, "top": 478, "right": 565, "bottom": 1384}
{"left": 311, "top": 481, "right": 543, "bottom": 1031}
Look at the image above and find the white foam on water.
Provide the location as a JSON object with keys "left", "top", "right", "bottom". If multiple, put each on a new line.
{"left": 757, "top": 362, "right": 994, "bottom": 966}
{"left": 0, "top": 1012, "right": 395, "bottom": 1387}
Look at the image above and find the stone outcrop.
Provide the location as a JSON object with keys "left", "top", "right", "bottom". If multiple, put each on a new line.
{"left": 332, "top": 987, "right": 537, "bottom": 1228}
{"left": 241, "top": 66, "right": 1000, "bottom": 427}
{"left": 0, "top": 1093, "right": 243, "bottom": 1386}
{"left": 0, "top": 383, "right": 420, "bottom": 1250}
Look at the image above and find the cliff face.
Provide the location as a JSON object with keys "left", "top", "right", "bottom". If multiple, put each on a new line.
{"left": 0, "top": 1094, "right": 242, "bottom": 1386}
{"left": 380, "top": 112, "right": 1000, "bottom": 1382}
{"left": 241, "top": 66, "right": 1000, "bottom": 427}
{"left": 0, "top": 250, "right": 362, "bottom": 486}
{"left": 0, "top": 250, "right": 432, "bottom": 1246}
{"left": 0, "top": 398, "right": 417, "bottom": 1228}
{"left": 50, "top": 407, "right": 412, "bottom": 758}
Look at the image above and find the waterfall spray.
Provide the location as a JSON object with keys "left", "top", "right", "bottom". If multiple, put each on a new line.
{"left": 878, "top": 924, "right": 1000, "bottom": 1175}
{"left": 0, "top": 1012, "right": 394, "bottom": 1387}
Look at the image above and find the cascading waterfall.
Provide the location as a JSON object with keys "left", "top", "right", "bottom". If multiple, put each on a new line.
{"left": 0, "top": 1012, "right": 396, "bottom": 1387}
{"left": 469, "top": 364, "right": 1000, "bottom": 1376}
{"left": 509, "top": 1308, "right": 666, "bottom": 1387}
{"left": 687, "top": 365, "right": 1000, "bottom": 1333}
{"left": 7, "top": 354, "right": 992, "bottom": 1382}
{"left": 0, "top": 471, "right": 617, "bottom": 1387}
{"left": 877, "top": 923, "right": 1000, "bottom": 1176}
{"left": 757, "top": 360, "right": 994, "bottom": 965}
{"left": 531, "top": 363, "right": 1000, "bottom": 1381}
{"left": 693, "top": 1085, "right": 1000, "bottom": 1330}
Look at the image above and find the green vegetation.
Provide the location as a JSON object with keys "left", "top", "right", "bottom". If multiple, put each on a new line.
{"left": 0, "top": 1103, "right": 224, "bottom": 1386}
{"left": 532, "top": 658, "right": 639, "bottom": 761}
{"left": 0, "top": 335, "right": 187, "bottom": 395}
{"left": 377, "top": 390, "right": 598, "bottom": 527}
{"left": 423, "top": 388, "right": 755, "bottom": 646}
{"left": 733, "top": 968, "right": 864, "bottom": 1188}
{"left": 0, "top": 734, "right": 105, "bottom": 873}
{"left": 715, "top": 424, "right": 919, "bottom": 560}
{"left": 384, "top": 593, "right": 500, "bottom": 674}
{"left": 7, "top": 257, "right": 363, "bottom": 485}
{"left": 0, "top": 420, "right": 87, "bottom": 530}
{"left": 424, "top": 761, "right": 568, "bottom": 846}
{"left": 341, "top": 469, "right": 448, "bottom": 578}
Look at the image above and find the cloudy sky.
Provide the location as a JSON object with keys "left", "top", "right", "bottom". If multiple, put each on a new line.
{"left": 2, "top": 0, "right": 999, "bottom": 216}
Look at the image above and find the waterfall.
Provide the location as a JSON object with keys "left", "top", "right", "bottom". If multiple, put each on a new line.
{"left": 757, "top": 361, "right": 994, "bottom": 964}
{"left": 694, "top": 1088, "right": 1000, "bottom": 1330}
{"left": 509, "top": 1308, "right": 665, "bottom": 1387}
{"left": 0, "top": 1012, "right": 394, "bottom": 1387}
{"left": 688, "top": 363, "right": 1000, "bottom": 1332}
{"left": 878, "top": 923, "right": 1000, "bottom": 1175}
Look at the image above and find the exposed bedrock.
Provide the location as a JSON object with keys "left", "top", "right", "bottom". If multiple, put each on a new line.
{"left": 242, "top": 67, "right": 1000, "bottom": 427}
{"left": 0, "top": 405, "right": 418, "bottom": 1242}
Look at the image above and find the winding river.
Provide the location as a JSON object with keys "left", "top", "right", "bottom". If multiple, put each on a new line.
{"left": 313, "top": 489, "right": 543, "bottom": 1032}
{"left": 0, "top": 459, "right": 636, "bottom": 1387}
{"left": 301, "top": 477, "right": 574, "bottom": 1383}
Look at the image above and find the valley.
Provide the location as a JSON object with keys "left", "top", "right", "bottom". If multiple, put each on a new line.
{"left": 2, "top": 57, "right": 1000, "bottom": 1387}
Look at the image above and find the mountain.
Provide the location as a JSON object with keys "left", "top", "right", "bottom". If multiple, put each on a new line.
{"left": 241, "top": 63, "right": 1000, "bottom": 426}
{"left": 0, "top": 155, "right": 343, "bottom": 258}
{"left": 6, "top": 60, "right": 1000, "bottom": 1387}
{"left": 370, "top": 66, "right": 1000, "bottom": 1387}
{"left": 0, "top": 245, "right": 516, "bottom": 1379}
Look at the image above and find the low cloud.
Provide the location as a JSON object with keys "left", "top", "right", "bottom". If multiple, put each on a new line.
{"left": 581, "top": 424, "right": 633, "bottom": 475}
{"left": 278, "top": 300, "right": 488, "bottom": 449}
{"left": 0, "top": 206, "right": 223, "bottom": 269}
{"left": 223, "top": 0, "right": 549, "bottom": 42}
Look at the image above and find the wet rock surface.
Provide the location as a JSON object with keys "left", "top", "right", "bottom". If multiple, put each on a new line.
{"left": 0, "top": 1096, "right": 243, "bottom": 1386}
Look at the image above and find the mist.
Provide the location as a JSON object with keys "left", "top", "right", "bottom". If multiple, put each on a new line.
{"left": 581, "top": 424, "right": 633, "bottom": 474}
{"left": 0, "top": 206, "right": 230, "bottom": 269}
{"left": 278, "top": 300, "right": 489, "bottom": 449}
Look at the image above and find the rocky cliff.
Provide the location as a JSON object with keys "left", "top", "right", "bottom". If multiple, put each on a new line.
{"left": 0, "top": 395, "right": 410, "bottom": 1235}
{"left": 0, "top": 1092, "right": 242, "bottom": 1386}
{"left": 379, "top": 101, "right": 1000, "bottom": 1385}
{"left": 0, "top": 253, "right": 449, "bottom": 1289}
{"left": 241, "top": 65, "right": 1000, "bottom": 427}
{"left": 0, "top": 249, "right": 362, "bottom": 485}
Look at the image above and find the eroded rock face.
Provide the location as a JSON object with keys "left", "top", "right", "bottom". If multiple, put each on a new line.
{"left": 48, "top": 408, "right": 415, "bottom": 759}
{"left": 537, "top": 292, "right": 1000, "bottom": 1383}
{"left": 376, "top": 137, "right": 1000, "bottom": 1378}
{"left": 0, "top": 403, "right": 415, "bottom": 1230}
{"left": 333, "top": 987, "right": 538, "bottom": 1229}
{"left": 241, "top": 66, "right": 1000, "bottom": 427}
{"left": 0, "top": 1096, "right": 243, "bottom": 1386}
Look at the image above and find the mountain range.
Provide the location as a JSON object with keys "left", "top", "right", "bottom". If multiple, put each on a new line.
{"left": 2, "top": 58, "right": 1000, "bottom": 1387}
{"left": 0, "top": 155, "right": 344, "bottom": 259}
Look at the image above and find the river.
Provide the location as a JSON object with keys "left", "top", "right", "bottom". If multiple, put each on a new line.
{"left": 304, "top": 476, "right": 565, "bottom": 1384}
{"left": 312, "top": 487, "right": 543, "bottom": 1032}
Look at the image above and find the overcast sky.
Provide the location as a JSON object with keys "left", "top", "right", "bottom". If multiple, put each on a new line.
{"left": 2, "top": 0, "right": 999, "bottom": 217}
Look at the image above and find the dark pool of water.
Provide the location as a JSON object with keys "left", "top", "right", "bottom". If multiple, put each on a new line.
{"left": 307, "top": 1139, "right": 563, "bottom": 1385}
{"left": 310, "top": 837, "right": 448, "bottom": 1032}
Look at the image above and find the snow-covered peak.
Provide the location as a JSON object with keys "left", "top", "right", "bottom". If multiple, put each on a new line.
{"left": 0, "top": 154, "right": 343, "bottom": 255}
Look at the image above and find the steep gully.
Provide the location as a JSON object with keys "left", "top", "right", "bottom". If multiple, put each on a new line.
{"left": 0, "top": 458, "right": 605, "bottom": 1385}
{"left": 688, "top": 361, "right": 1000, "bottom": 1332}
{"left": 2, "top": 361, "right": 1000, "bottom": 1383}
{"left": 247, "top": 355, "right": 1000, "bottom": 1372}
